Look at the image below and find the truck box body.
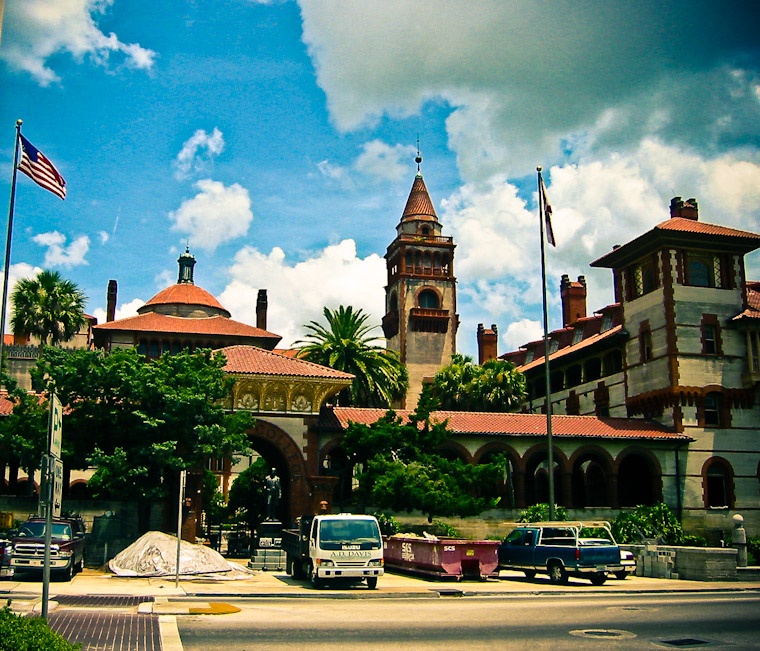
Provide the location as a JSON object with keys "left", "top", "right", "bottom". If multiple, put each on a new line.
{"left": 283, "top": 514, "right": 384, "bottom": 588}
{"left": 498, "top": 521, "right": 623, "bottom": 585}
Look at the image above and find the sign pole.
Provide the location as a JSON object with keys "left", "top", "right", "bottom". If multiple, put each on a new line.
{"left": 41, "top": 394, "right": 63, "bottom": 619}
{"left": 175, "top": 470, "right": 186, "bottom": 588}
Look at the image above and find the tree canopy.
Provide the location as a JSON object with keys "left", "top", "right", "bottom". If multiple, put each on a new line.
{"left": 295, "top": 305, "right": 408, "bottom": 407}
{"left": 33, "top": 347, "right": 254, "bottom": 531}
{"left": 10, "top": 270, "right": 87, "bottom": 348}
{"left": 342, "top": 399, "right": 505, "bottom": 522}
{"left": 421, "top": 353, "right": 527, "bottom": 412}
{"left": 0, "top": 374, "right": 49, "bottom": 495}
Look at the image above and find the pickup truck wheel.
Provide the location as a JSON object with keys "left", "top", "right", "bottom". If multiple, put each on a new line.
{"left": 614, "top": 571, "right": 629, "bottom": 580}
{"left": 589, "top": 573, "right": 607, "bottom": 586}
{"left": 523, "top": 570, "right": 536, "bottom": 579}
{"left": 548, "top": 562, "right": 567, "bottom": 585}
{"left": 366, "top": 577, "right": 378, "bottom": 589}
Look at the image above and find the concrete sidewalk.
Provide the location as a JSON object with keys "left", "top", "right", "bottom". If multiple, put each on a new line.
{"left": 3, "top": 563, "right": 760, "bottom": 610}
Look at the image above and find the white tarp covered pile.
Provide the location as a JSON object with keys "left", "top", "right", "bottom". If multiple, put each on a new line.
{"left": 108, "top": 531, "right": 254, "bottom": 579}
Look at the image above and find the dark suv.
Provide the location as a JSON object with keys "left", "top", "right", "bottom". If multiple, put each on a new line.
{"left": 10, "top": 517, "right": 86, "bottom": 580}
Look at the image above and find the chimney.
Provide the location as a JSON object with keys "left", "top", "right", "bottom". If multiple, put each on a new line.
{"left": 669, "top": 196, "right": 699, "bottom": 220}
{"left": 561, "top": 274, "right": 587, "bottom": 327}
{"left": 256, "top": 289, "right": 268, "bottom": 330}
{"left": 106, "top": 279, "right": 117, "bottom": 322}
{"left": 477, "top": 323, "right": 498, "bottom": 364}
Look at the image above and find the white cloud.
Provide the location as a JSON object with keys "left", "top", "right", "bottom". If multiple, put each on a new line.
{"left": 174, "top": 128, "right": 225, "bottom": 181}
{"left": 441, "top": 141, "right": 760, "bottom": 355}
{"left": 32, "top": 231, "right": 90, "bottom": 267}
{"left": 91, "top": 297, "right": 143, "bottom": 325}
{"left": 97, "top": 230, "right": 109, "bottom": 244}
{"left": 169, "top": 179, "right": 253, "bottom": 253}
{"left": 298, "top": 1, "right": 760, "bottom": 178}
{"left": 503, "top": 318, "right": 543, "bottom": 352}
{"left": 218, "top": 239, "right": 386, "bottom": 348}
{"left": 355, "top": 140, "right": 416, "bottom": 182}
{"left": 1, "top": 0, "right": 157, "bottom": 86}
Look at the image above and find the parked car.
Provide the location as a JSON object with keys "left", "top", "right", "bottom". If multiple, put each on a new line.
{"left": 614, "top": 549, "right": 636, "bottom": 579}
{"left": 10, "top": 516, "right": 86, "bottom": 581}
{"left": 0, "top": 539, "right": 13, "bottom": 579}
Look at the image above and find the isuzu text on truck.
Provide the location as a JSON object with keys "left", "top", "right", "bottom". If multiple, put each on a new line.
{"left": 282, "top": 514, "right": 384, "bottom": 589}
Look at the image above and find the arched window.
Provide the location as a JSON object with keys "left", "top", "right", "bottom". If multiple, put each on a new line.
{"left": 418, "top": 289, "right": 439, "bottom": 309}
{"left": 703, "top": 458, "right": 734, "bottom": 508}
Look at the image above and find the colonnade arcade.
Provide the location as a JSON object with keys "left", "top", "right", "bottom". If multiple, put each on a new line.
{"left": 321, "top": 439, "right": 665, "bottom": 512}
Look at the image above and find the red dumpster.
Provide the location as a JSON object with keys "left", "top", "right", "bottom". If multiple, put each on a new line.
{"left": 383, "top": 536, "right": 499, "bottom": 580}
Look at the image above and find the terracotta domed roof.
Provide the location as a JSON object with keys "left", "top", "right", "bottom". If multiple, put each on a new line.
{"left": 138, "top": 284, "right": 231, "bottom": 317}
{"left": 401, "top": 174, "right": 439, "bottom": 223}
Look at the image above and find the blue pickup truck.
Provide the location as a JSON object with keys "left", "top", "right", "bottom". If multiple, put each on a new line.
{"left": 497, "top": 521, "right": 624, "bottom": 586}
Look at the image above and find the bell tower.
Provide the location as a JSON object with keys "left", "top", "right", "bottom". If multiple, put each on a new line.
{"left": 382, "top": 152, "right": 457, "bottom": 407}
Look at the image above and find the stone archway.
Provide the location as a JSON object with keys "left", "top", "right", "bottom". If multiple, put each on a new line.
{"left": 247, "top": 420, "right": 310, "bottom": 527}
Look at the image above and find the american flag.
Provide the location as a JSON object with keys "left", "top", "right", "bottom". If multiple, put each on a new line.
{"left": 539, "top": 173, "right": 555, "bottom": 247}
{"left": 18, "top": 134, "right": 67, "bottom": 200}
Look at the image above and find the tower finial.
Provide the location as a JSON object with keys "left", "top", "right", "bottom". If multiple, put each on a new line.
{"left": 415, "top": 133, "right": 422, "bottom": 175}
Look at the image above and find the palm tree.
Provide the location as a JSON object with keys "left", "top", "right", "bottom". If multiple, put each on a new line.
{"left": 295, "top": 305, "right": 408, "bottom": 408}
{"left": 426, "top": 354, "right": 526, "bottom": 411}
{"left": 10, "top": 270, "right": 88, "bottom": 350}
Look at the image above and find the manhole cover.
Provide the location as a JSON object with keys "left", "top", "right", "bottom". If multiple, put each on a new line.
{"left": 660, "top": 639, "right": 709, "bottom": 647}
{"left": 570, "top": 629, "right": 637, "bottom": 640}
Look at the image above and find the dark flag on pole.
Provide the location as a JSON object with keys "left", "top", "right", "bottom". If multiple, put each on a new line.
{"left": 18, "top": 134, "right": 66, "bottom": 200}
{"left": 539, "top": 173, "right": 555, "bottom": 246}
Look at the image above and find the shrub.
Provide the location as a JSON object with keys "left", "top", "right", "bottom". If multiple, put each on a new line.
{"left": 431, "top": 520, "right": 461, "bottom": 538}
{"left": 0, "top": 602, "right": 80, "bottom": 651}
{"left": 371, "top": 512, "right": 400, "bottom": 536}
{"left": 612, "top": 503, "right": 683, "bottom": 545}
{"left": 747, "top": 537, "right": 760, "bottom": 565}
{"left": 518, "top": 503, "right": 567, "bottom": 523}
{"left": 681, "top": 534, "right": 707, "bottom": 547}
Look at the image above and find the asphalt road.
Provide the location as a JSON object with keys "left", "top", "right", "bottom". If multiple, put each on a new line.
{"left": 177, "top": 590, "right": 760, "bottom": 650}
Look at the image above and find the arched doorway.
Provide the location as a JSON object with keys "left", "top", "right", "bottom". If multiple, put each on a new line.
{"left": 523, "top": 449, "right": 564, "bottom": 507}
{"left": 475, "top": 446, "right": 520, "bottom": 509}
{"left": 617, "top": 450, "right": 661, "bottom": 507}
{"left": 570, "top": 449, "right": 612, "bottom": 508}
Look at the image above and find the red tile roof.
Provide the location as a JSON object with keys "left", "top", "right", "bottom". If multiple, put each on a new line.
{"left": 325, "top": 407, "right": 689, "bottom": 441}
{"left": 139, "top": 284, "right": 230, "bottom": 316}
{"left": 402, "top": 174, "right": 438, "bottom": 223}
{"left": 93, "top": 312, "right": 281, "bottom": 340}
{"left": 732, "top": 282, "right": 760, "bottom": 321}
{"left": 518, "top": 324, "right": 624, "bottom": 372}
{"left": 656, "top": 217, "right": 760, "bottom": 239}
{"left": 220, "top": 345, "right": 355, "bottom": 380}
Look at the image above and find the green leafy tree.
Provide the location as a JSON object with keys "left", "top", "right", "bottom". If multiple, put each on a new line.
{"left": 342, "top": 401, "right": 506, "bottom": 522}
{"left": 227, "top": 457, "right": 270, "bottom": 531}
{"left": 295, "top": 305, "right": 408, "bottom": 407}
{"left": 611, "top": 503, "right": 684, "bottom": 545}
{"left": 0, "top": 374, "right": 49, "bottom": 495}
{"left": 518, "top": 503, "right": 568, "bottom": 522}
{"left": 421, "top": 354, "right": 527, "bottom": 412}
{"left": 10, "top": 270, "right": 87, "bottom": 349}
{"left": 33, "top": 347, "right": 254, "bottom": 532}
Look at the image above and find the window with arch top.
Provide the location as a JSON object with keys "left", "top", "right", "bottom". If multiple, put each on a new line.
{"left": 418, "top": 289, "right": 439, "bottom": 309}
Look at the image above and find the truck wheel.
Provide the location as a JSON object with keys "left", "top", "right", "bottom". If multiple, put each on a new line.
{"left": 589, "top": 573, "right": 607, "bottom": 586}
{"left": 614, "top": 571, "right": 628, "bottom": 580}
{"left": 366, "top": 577, "right": 378, "bottom": 589}
{"left": 548, "top": 562, "right": 567, "bottom": 585}
{"left": 309, "top": 564, "right": 323, "bottom": 589}
{"left": 523, "top": 570, "right": 536, "bottom": 579}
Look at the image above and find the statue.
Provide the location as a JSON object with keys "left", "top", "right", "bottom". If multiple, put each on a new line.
{"left": 265, "top": 468, "right": 281, "bottom": 521}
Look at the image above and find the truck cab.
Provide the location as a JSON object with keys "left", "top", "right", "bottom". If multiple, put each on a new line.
{"left": 283, "top": 514, "right": 384, "bottom": 589}
{"left": 10, "top": 517, "right": 86, "bottom": 581}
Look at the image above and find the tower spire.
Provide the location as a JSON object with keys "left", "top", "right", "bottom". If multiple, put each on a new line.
{"left": 415, "top": 134, "right": 422, "bottom": 175}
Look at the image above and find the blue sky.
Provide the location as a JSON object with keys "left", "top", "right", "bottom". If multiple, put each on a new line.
{"left": 1, "top": 0, "right": 759, "bottom": 357}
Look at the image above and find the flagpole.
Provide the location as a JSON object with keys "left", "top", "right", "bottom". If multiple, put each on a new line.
{"left": 0, "top": 119, "right": 23, "bottom": 385}
{"left": 537, "top": 166, "right": 556, "bottom": 521}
